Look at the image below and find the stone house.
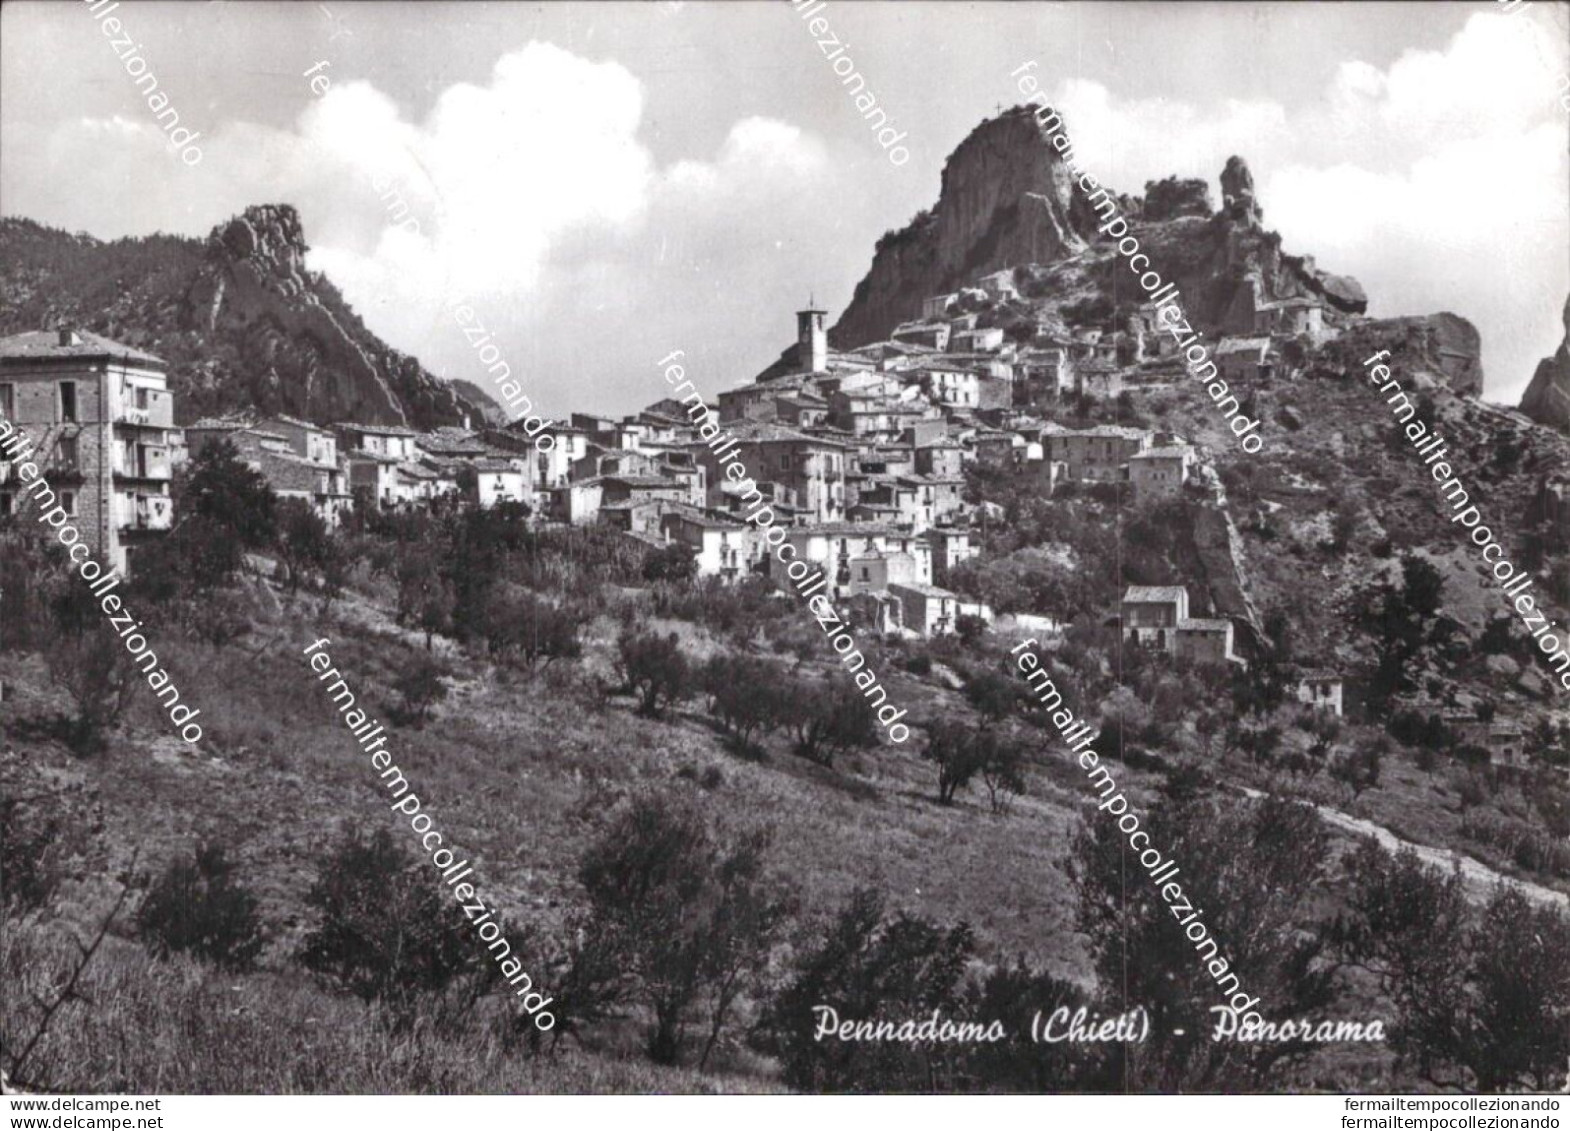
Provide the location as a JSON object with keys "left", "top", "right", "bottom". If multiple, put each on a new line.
{"left": 465, "top": 457, "right": 528, "bottom": 509}
{"left": 926, "top": 525, "right": 978, "bottom": 581}
{"left": 892, "top": 321, "right": 951, "bottom": 351}
{"left": 696, "top": 421, "right": 849, "bottom": 523}
{"left": 0, "top": 328, "right": 181, "bottom": 575}
{"left": 1295, "top": 671, "right": 1345, "bottom": 717}
{"left": 332, "top": 421, "right": 423, "bottom": 462}
{"left": 1214, "top": 337, "right": 1274, "bottom": 383}
{"left": 1120, "top": 584, "right": 1240, "bottom": 666}
{"left": 1129, "top": 445, "right": 1195, "bottom": 497}
{"left": 776, "top": 523, "right": 933, "bottom": 597}
{"left": 1046, "top": 425, "right": 1153, "bottom": 482}
{"left": 889, "top": 581, "right": 960, "bottom": 636}
{"left": 660, "top": 508, "right": 758, "bottom": 580}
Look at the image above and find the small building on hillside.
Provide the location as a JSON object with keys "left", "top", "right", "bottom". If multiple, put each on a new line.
{"left": 926, "top": 525, "right": 978, "bottom": 581}
{"left": 660, "top": 508, "right": 757, "bottom": 581}
{"left": 1, "top": 328, "right": 182, "bottom": 575}
{"left": 1295, "top": 671, "right": 1345, "bottom": 717}
{"left": 1129, "top": 444, "right": 1195, "bottom": 497}
{"left": 1214, "top": 337, "right": 1274, "bottom": 383}
{"left": 1174, "top": 617, "right": 1237, "bottom": 666}
{"left": 333, "top": 422, "right": 422, "bottom": 462}
{"left": 465, "top": 458, "right": 527, "bottom": 509}
{"left": 889, "top": 581, "right": 960, "bottom": 637}
{"left": 1046, "top": 425, "right": 1153, "bottom": 482}
{"left": 1120, "top": 584, "right": 1241, "bottom": 666}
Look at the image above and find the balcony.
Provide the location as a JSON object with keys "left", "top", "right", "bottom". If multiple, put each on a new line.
{"left": 45, "top": 455, "right": 86, "bottom": 482}
{"left": 122, "top": 494, "right": 173, "bottom": 532}
{"left": 116, "top": 445, "right": 172, "bottom": 481}
{"left": 115, "top": 388, "right": 174, "bottom": 429}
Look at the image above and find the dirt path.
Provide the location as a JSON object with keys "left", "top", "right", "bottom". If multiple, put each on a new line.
{"left": 1241, "top": 786, "right": 1569, "bottom": 909}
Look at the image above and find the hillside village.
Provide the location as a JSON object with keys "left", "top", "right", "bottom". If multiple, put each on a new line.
{"left": 5, "top": 100, "right": 1570, "bottom": 1096}
{"left": 5, "top": 176, "right": 1568, "bottom": 747}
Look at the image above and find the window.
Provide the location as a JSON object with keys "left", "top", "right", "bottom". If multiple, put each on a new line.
{"left": 61, "top": 490, "right": 77, "bottom": 516}
{"left": 57, "top": 436, "right": 78, "bottom": 471}
{"left": 780, "top": 454, "right": 790, "bottom": 471}
{"left": 0, "top": 384, "right": 12, "bottom": 418}
{"left": 0, "top": 493, "right": 11, "bottom": 516}
{"left": 59, "top": 382, "right": 77, "bottom": 423}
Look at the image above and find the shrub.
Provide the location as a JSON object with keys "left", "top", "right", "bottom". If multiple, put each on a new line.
{"left": 482, "top": 591, "right": 582, "bottom": 669}
{"left": 297, "top": 827, "right": 487, "bottom": 1016}
{"left": 784, "top": 676, "right": 878, "bottom": 768}
{"left": 758, "top": 888, "right": 977, "bottom": 1092}
{"left": 0, "top": 800, "right": 63, "bottom": 913}
{"left": 45, "top": 624, "right": 141, "bottom": 755}
{"left": 642, "top": 544, "right": 697, "bottom": 584}
{"left": 274, "top": 499, "right": 335, "bottom": 594}
{"left": 922, "top": 719, "right": 989, "bottom": 805}
{"left": 705, "top": 655, "right": 790, "bottom": 753}
{"left": 136, "top": 843, "right": 265, "bottom": 972}
{"left": 616, "top": 629, "right": 692, "bottom": 718}
{"left": 392, "top": 652, "right": 449, "bottom": 726}
{"left": 1334, "top": 839, "right": 1570, "bottom": 1091}
{"left": 574, "top": 794, "right": 795, "bottom": 1066}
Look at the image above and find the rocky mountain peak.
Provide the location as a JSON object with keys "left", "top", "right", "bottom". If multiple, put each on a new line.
{"left": 831, "top": 105, "right": 1104, "bottom": 348}
{"left": 1220, "top": 155, "right": 1262, "bottom": 225}
{"left": 211, "top": 204, "right": 310, "bottom": 283}
{"left": 1519, "top": 293, "right": 1570, "bottom": 433}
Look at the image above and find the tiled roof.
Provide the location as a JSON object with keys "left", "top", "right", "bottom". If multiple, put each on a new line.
{"left": 723, "top": 420, "right": 853, "bottom": 447}
{"left": 333, "top": 422, "right": 420, "bottom": 437}
{"left": 1179, "top": 617, "right": 1232, "bottom": 632}
{"left": 597, "top": 475, "right": 683, "bottom": 489}
{"left": 0, "top": 329, "right": 165, "bottom": 368}
{"left": 1215, "top": 337, "right": 1272, "bottom": 356}
{"left": 795, "top": 522, "right": 904, "bottom": 538}
{"left": 346, "top": 450, "right": 403, "bottom": 465}
{"left": 889, "top": 581, "right": 958, "bottom": 599}
{"left": 1123, "top": 585, "right": 1188, "bottom": 604}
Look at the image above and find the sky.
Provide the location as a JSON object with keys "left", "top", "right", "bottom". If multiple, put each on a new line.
{"left": 2, "top": 0, "right": 1568, "bottom": 419}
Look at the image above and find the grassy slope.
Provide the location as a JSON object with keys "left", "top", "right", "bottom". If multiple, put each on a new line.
{"left": 1, "top": 571, "right": 1109, "bottom": 1092}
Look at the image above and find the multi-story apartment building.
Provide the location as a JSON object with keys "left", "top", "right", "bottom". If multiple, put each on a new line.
{"left": 1044, "top": 424, "right": 1154, "bottom": 482}
{"left": 0, "top": 328, "right": 180, "bottom": 575}
{"left": 695, "top": 421, "right": 849, "bottom": 524}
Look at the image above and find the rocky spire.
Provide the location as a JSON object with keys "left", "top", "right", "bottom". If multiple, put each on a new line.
{"left": 1520, "top": 294, "right": 1570, "bottom": 433}
{"left": 1220, "top": 156, "right": 1262, "bottom": 226}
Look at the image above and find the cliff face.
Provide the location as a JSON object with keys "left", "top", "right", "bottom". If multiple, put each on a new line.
{"left": 1520, "top": 295, "right": 1570, "bottom": 433}
{"left": 828, "top": 109, "right": 1376, "bottom": 359}
{"left": 182, "top": 205, "right": 481, "bottom": 427}
{"left": 0, "top": 208, "right": 486, "bottom": 428}
{"left": 831, "top": 107, "right": 1102, "bottom": 348}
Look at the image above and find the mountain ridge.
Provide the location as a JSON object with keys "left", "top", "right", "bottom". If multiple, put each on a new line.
{"left": 0, "top": 207, "right": 488, "bottom": 429}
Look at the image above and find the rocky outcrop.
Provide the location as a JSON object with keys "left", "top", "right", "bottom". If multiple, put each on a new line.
{"left": 183, "top": 205, "right": 478, "bottom": 427}
{"left": 1519, "top": 295, "right": 1570, "bottom": 433}
{"left": 1327, "top": 312, "right": 1485, "bottom": 395}
{"left": 1220, "top": 156, "right": 1262, "bottom": 225}
{"left": 0, "top": 209, "right": 478, "bottom": 428}
{"left": 1143, "top": 176, "right": 1212, "bottom": 222}
{"left": 831, "top": 106, "right": 1102, "bottom": 349}
{"left": 824, "top": 103, "right": 1379, "bottom": 357}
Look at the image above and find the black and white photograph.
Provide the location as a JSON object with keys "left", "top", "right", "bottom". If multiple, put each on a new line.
{"left": 2, "top": 0, "right": 1569, "bottom": 1117}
